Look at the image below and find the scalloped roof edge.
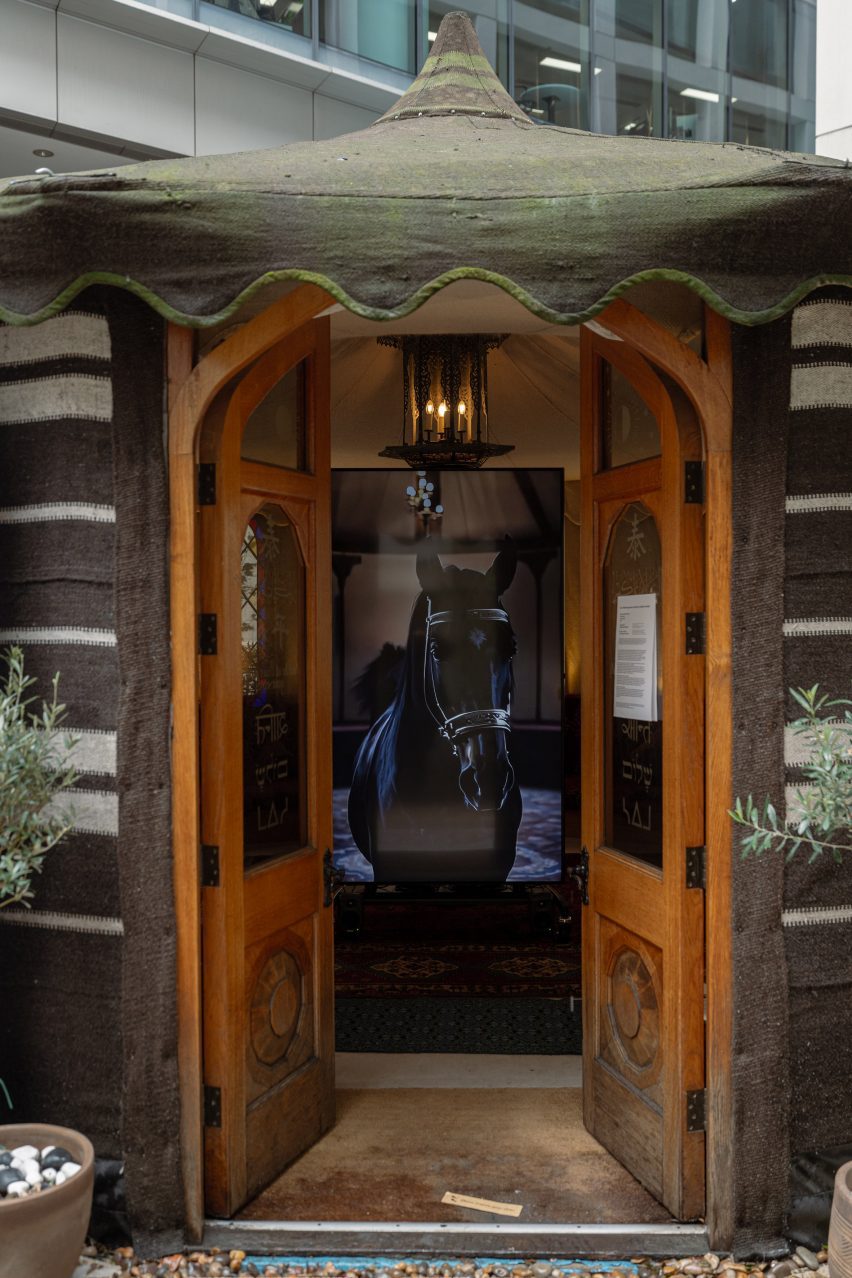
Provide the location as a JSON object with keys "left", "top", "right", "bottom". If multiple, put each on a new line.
{"left": 2, "top": 266, "right": 852, "bottom": 331}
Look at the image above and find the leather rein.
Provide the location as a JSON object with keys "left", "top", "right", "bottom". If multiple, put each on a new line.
{"left": 424, "top": 605, "right": 513, "bottom": 753}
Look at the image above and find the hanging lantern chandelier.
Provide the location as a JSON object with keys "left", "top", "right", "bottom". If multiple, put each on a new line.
{"left": 378, "top": 334, "right": 514, "bottom": 469}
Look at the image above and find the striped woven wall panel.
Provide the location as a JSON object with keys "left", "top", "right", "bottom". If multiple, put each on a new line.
{"left": 784, "top": 288, "right": 852, "bottom": 912}
{"left": 784, "top": 288, "right": 852, "bottom": 1156}
{"left": 1, "top": 928, "right": 123, "bottom": 1152}
{"left": 0, "top": 519, "right": 116, "bottom": 585}
{"left": 0, "top": 305, "right": 123, "bottom": 1151}
{"left": 0, "top": 422, "right": 116, "bottom": 506}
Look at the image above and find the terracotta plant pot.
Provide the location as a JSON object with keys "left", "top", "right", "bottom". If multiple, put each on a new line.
{"left": 830, "top": 1161, "right": 852, "bottom": 1278}
{"left": 0, "top": 1122, "right": 94, "bottom": 1278}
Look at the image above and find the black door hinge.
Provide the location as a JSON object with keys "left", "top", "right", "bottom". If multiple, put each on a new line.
{"left": 686, "top": 1088, "right": 706, "bottom": 1133}
{"left": 323, "top": 848, "right": 345, "bottom": 907}
{"left": 201, "top": 844, "right": 220, "bottom": 888}
{"left": 685, "top": 461, "right": 705, "bottom": 505}
{"left": 685, "top": 845, "right": 706, "bottom": 890}
{"left": 199, "top": 613, "right": 217, "bottom": 655}
{"left": 203, "top": 1084, "right": 221, "bottom": 1128}
{"left": 685, "top": 612, "right": 705, "bottom": 655}
{"left": 198, "top": 463, "right": 216, "bottom": 506}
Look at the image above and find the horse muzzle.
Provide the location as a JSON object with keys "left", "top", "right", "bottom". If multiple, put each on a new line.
{"left": 458, "top": 737, "right": 515, "bottom": 813}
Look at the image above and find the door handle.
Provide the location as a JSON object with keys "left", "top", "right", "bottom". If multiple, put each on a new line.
{"left": 323, "top": 848, "right": 345, "bottom": 908}
{"left": 568, "top": 846, "right": 589, "bottom": 906}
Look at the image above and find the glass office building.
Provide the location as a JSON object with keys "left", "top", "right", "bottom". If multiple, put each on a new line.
{"left": 203, "top": 0, "right": 816, "bottom": 151}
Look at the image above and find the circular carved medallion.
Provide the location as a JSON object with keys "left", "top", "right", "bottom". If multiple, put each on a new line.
{"left": 607, "top": 946, "right": 659, "bottom": 1072}
{"left": 251, "top": 948, "right": 303, "bottom": 1067}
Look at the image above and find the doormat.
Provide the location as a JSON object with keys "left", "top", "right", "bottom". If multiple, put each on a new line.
{"left": 335, "top": 997, "right": 582, "bottom": 1054}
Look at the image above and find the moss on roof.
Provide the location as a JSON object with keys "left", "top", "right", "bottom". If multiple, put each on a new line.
{"left": 0, "top": 11, "right": 850, "bottom": 328}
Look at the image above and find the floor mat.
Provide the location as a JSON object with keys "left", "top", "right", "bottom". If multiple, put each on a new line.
{"left": 335, "top": 997, "right": 582, "bottom": 1054}
{"left": 238, "top": 1088, "right": 671, "bottom": 1223}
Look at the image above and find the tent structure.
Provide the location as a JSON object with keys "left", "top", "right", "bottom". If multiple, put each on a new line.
{"left": 0, "top": 9, "right": 849, "bottom": 1261}
{"left": 0, "top": 13, "right": 851, "bottom": 329}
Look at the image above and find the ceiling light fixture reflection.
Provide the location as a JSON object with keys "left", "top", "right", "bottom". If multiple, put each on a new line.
{"left": 428, "top": 29, "right": 437, "bottom": 40}
{"left": 540, "top": 55, "right": 582, "bottom": 73}
{"left": 32, "top": 148, "right": 54, "bottom": 158}
{"left": 681, "top": 87, "right": 720, "bottom": 103}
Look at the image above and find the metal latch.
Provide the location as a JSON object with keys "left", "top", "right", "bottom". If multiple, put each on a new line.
{"left": 568, "top": 846, "right": 589, "bottom": 906}
{"left": 323, "top": 848, "right": 345, "bottom": 907}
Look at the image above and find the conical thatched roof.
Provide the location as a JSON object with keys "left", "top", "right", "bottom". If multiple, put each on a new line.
{"left": 0, "top": 11, "right": 850, "bottom": 327}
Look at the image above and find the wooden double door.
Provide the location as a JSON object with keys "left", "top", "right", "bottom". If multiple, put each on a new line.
{"left": 199, "top": 320, "right": 335, "bottom": 1217}
{"left": 197, "top": 313, "right": 706, "bottom": 1222}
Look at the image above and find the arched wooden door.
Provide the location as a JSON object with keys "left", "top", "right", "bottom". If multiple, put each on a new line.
{"left": 580, "top": 326, "right": 706, "bottom": 1220}
{"left": 199, "top": 318, "right": 334, "bottom": 1217}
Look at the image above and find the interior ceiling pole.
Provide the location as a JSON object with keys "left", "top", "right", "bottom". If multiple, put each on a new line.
{"left": 167, "top": 282, "right": 333, "bottom": 1241}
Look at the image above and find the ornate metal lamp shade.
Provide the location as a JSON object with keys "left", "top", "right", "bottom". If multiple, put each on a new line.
{"left": 378, "top": 334, "right": 514, "bottom": 469}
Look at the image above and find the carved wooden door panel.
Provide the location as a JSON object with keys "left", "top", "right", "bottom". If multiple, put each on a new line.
{"left": 579, "top": 327, "right": 706, "bottom": 1220}
{"left": 200, "top": 319, "right": 334, "bottom": 1217}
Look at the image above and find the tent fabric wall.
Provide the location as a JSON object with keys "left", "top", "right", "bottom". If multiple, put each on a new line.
{"left": 782, "top": 289, "right": 852, "bottom": 1156}
{"left": 0, "top": 298, "right": 124, "bottom": 1152}
{"left": 730, "top": 314, "right": 792, "bottom": 1255}
{"left": 0, "top": 290, "right": 181, "bottom": 1243}
{"left": 730, "top": 287, "right": 852, "bottom": 1252}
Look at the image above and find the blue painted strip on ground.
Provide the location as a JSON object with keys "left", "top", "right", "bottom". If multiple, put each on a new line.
{"left": 242, "top": 1259, "right": 639, "bottom": 1273}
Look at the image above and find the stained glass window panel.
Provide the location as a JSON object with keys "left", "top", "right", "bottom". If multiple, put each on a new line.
{"left": 242, "top": 504, "right": 307, "bottom": 868}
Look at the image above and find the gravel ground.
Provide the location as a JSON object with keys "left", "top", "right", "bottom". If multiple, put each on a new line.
{"left": 71, "top": 1247, "right": 830, "bottom": 1278}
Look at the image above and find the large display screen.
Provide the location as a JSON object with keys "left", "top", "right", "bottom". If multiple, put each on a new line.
{"left": 332, "top": 468, "right": 564, "bottom": 884}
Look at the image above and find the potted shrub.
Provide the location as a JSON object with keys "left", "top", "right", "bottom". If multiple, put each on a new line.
{"left": 732, "top": 686, "right": 851, "bottom": 1278}
{"left": 0, "top": 646, "right": 94, "bottom": 1278}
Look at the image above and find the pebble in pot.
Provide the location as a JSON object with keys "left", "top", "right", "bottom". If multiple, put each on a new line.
{"left": 0, "top": 1143, "right": 82, "bottom": 1198}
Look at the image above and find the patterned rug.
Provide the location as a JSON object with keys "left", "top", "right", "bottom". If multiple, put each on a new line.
{"left": 335, "top": 939, "right": 580, "bottom": 998}
{"left": 335, "top": 997, "right": 583, "bottom": 1054}
{"left": 334, "top": 897, "right": 580, "bottom": 999}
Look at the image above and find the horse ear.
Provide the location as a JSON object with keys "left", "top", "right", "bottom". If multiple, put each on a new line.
{"left": 416, "top": 546, "right": 445, "bottom": 597}
{"left": 487, "top": 536, "right": 517, "bottom": 596}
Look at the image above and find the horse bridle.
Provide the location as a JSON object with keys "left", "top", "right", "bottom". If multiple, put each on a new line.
{"left": 424, "top": 604, "right": 513, "bottom": 752}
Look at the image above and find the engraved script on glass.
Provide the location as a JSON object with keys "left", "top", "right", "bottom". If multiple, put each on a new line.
{"left": 602, "top": 362, "right": 661, "bottom": 470}
{"left": 604, "top": 502, "right": 663, "bottom": 868}
{"left": 242, "top": 505, "right": 307, "bottom": 867}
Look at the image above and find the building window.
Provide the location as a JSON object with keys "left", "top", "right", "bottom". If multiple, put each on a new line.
{"left": 513, "top": 0, "right": 589, "bottom": 129}
{"left": 204, "top": 0, "right": 310, "bottom": 34}
{"left": 730, "top": 0, "right": 788, "bottom": 90}
{"left": 666, "top": 0, "right": 727, "bottom": 141}
{"left": 321, "top": 0, "right": 416, "bottom": 73}
{"left": 592, "top": 0, "right": 664, "bottom": 136}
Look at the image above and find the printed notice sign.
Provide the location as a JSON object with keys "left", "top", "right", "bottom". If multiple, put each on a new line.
{"left": 613, "top": 593, "right": 658, "bottom": 722}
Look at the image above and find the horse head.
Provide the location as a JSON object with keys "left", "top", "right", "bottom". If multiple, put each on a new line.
{"left": 417, "top": 538, "right": 518, "bottom": 814}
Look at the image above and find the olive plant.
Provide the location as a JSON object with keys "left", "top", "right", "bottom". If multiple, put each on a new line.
{"left": 732, "top": 686, "right": 851, "bottom": 863}
{"left": 0, "top": 646, "right": 78, "bottom": 909}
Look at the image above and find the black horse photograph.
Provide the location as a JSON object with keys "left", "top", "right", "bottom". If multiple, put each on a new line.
{"left": 331, "top": 468, "right": 564, "bottom": 884}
